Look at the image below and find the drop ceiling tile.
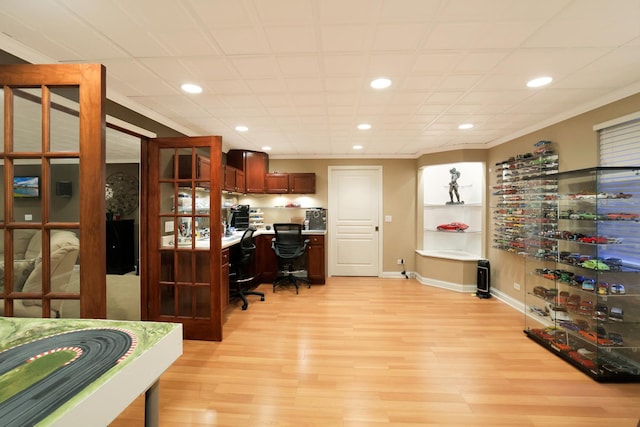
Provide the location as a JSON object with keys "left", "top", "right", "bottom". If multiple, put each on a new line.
{"left": 286, "top": 78, "right": 325, "bottom": 92}
{"left": 320, "top": 25, "right": 370, "bottom": 52}
{"left": 453, "top": 51, "right": 510, "bottom": 73}
{"left": 187, "top": 0, "right": 254, "bottom": 28}
{"left": 230, "top": 56, "right": 280, "bottom": 78}
{"left": 254, "top": 0, "right": 314, "bottom": 24}
{"left": 149, "top": 29, "right": 220, "bottom": 56}
{"left": 372, "top": 23, "right": 430, "bottom": 51}
{"left": 246, "top": 79, "right": 288, "bottom": 94}
{"left": 209, "top": 27, "right": 271, "bottom": 55}
{"left": 319, "top": 0, "right": 380, "bottom": 24}
{"left": 323, "top": 55, "right": 368, "bottom": 75}
{"left": 422, "top": 22, "right": 488, "bottom": 50}
{"left": 276, "top": 55, "right": 322, "bottom": 76}
{"left": 265, "top": 26, "right": 318, "bottom": 53}
{"left": 379, "top": 0, "right": 440, "bottom": 20}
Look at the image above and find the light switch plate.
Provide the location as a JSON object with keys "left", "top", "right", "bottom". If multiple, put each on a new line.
{"left": 384, "top": 215, "right": 392, "bottom": 222}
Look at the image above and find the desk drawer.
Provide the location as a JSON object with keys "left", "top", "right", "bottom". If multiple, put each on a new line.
{"left": 221, "top": 248, "right": 230, "bottom": 266}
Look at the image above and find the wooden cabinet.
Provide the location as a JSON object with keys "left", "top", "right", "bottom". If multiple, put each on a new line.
{"left": 290, "top": 173, "right": 315, "bottom": 194}
{"left": 226, "top": 149, "right": 268, "bottom": 193}
{"left": 306, "top": 234, "right": 325, "bottom": 283}
{"left": 221, "top": 248, "right": 230, "bottom": 309}
{"left": 223, "top": 165, "right": 244, "bottom": 193}
{"left": 264, "top": 173, "right": 290, "bottom": 193}
{"left": 265, "top": 172, "right": 316, "bottom": 194}
{"left": 255, "top": 234, "right": 277, "bottom": 283}
{"left": 178, "top": 154, "right": 210, "bottom": 187}
{"left": 253, "top": 233, "right": 325, "bottom": 284}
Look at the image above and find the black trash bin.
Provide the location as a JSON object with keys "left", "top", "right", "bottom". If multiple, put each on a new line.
{"left": 477, "top": 259, "right": 491, "bottom": 298}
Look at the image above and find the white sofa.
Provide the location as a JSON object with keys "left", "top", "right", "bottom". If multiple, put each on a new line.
{"left": 0, "top": 229, "right": 80, "bottom": 318}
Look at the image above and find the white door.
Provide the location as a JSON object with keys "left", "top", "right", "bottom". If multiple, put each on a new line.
{"left": 328, "top": 166, "right": 382, "bottom": 276}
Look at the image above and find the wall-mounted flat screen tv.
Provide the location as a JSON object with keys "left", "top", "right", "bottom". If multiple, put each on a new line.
{"left": 13, "top": 176, "right": 40, "bottom": 198}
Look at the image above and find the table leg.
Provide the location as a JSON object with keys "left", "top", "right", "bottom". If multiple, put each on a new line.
{"left": 144, "top": 380, "right": 160, "bottom": 427}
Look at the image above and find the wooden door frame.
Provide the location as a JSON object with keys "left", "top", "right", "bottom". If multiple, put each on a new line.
{"left": 143, "top": 136, "right": 223, "bottom": 341}
{"left": 0, "top": 64, "right": 106, "bottom": 318}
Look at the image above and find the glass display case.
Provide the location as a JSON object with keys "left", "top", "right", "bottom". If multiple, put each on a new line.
{"left": 524, "top": 167, "right": 640, "bottom": 381}
{"left": 492, "top": 141, "right": 558, "bottom": 254}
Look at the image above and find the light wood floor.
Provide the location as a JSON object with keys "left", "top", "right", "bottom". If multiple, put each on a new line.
{"left": 111, "top": 277, "right": 640, "bottom": 426}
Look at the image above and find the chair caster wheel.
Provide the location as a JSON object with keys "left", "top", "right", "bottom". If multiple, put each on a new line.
{"left": 260, "top": 296, "right": 265, "bottom": 301}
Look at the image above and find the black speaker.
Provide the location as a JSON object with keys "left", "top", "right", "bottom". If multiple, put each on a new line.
{"left": 477, "top": 259, "right": 491, "bottom": 298}
{"left": 56, "top": 181, "right": 73, "bottom": 197}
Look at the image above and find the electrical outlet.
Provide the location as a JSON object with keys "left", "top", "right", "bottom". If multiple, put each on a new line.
{"left": 397, "top": 258, "right": 402, "bottom": 265}
{"left": 514, "top": 282, "right": 521, "bottom": 291}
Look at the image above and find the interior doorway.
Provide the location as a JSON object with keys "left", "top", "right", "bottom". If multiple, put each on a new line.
{"left": 328, "top": 166, "right": 382, "bottom": 277}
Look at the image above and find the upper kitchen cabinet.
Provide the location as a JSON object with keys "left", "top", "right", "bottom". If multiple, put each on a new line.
{"left": 265, "top": 172, "right": 316, "bottom": 194}
{"left": 290, "top": 173, "right": 316, "bottom": 194}
{"left": 226, "top": 149, "right": 268, "bottom": 193}
{"left": 222, "top": 164, "right": 244, "bottom": 193}
{"left": 265, "top": 173, "right": 290, "bottom": 193}
{"left": 178, "top": 153, "right": 211, "bottom": 188}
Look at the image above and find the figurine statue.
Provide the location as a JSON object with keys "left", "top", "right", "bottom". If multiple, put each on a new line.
{"left": 447, "top": 168, "right": 463, "bottom": 204}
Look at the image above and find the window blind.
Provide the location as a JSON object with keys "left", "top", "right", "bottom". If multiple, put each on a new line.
{"left": 597, "top": 117, "right": 640, "bottom": 270}
{"left": 599, "top": 118, "right": 640, "bottom": 166}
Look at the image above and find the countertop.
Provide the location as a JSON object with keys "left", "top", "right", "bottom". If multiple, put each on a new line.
{"left": 221, "top": 228, "right": 326, "bottom": 249}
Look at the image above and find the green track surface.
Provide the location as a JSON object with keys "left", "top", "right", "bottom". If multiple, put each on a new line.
{"left": 0, "top": 351, "right": 76, "bottom": 404}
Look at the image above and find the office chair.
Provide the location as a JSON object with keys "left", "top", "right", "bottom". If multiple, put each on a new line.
{"left": 271, "top": 223, "right": 310, "bottom": 294}
{"left": 229, "top": 227, "right": 264, "bottom": 310}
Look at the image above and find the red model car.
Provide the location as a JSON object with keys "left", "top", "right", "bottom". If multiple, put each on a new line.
{"left": 578, "top": 236, "right": 608, "bottom": 244}
{"left": 436, "top": 222, "right": 469, "bottom": 232}
{"left": 606, "top": 212, "right": 639, "bottom": 220}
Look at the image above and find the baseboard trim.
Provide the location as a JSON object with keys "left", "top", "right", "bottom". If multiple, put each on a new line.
{"left": 413, "top": 272, "right": 477, "bottom": 293}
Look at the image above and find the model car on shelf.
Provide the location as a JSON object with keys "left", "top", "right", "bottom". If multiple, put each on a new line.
{"left": 609, "top": 307, "right": 624, "bottom": 322}
{"left": 578, "top": 236, "right": 609, "bottom": 244}
{"left": 579, "top": 330, "right": 616, "bottom": 346}
{"left": 610, "top": 283, "right": 626, "bottom": 294}
{"left": 566, "top": 294, "right": 581, "bottom": 311}
{"left": 568, "top": 351, "right": 597, "bottom": 370}
{"left": 606, "top": 212, "right": 639, "bottom": 221}
{"left": 578, "top": 300, "right": 594, "bottom": 316}
{"left": 436, "top": 222, "right": 469, "bottom": 232}
{"left": 534, "top": 286, "right": 558, "bottom": 300}
{"left": 529, "top": 306, "right": 548, "bottom": 317}
{"left": 608, "top": 332, "right": 624, "bottom": 346}
{"left": 594, "top": 304, "right": 609, "bottom": 321}
{"left": 581, "top": 259, "right": 610, "bottom": 271}
{"left": 545, "top": 303, "right": 572, "bottom": 322}
{"left": 581, "top": 278, "right": 596, "bottom": 291}
{"left": 597, "top": 282, "right": 609, "bottom": 295}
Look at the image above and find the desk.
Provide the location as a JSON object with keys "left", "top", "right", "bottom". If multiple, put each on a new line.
{"left": 0, "top": 317, "right": 182, "bottom": 426}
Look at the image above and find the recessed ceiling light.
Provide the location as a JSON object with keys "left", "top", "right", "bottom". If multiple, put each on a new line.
{"left": 370, "top": 78, "right": 391, "bottom": 89}
{"left": 353, "top": 145, "right": 363, "bottom": 150}
{"left": 180, "top": 83, "right": 202, "bottom": 94}
{"left": 458, "top": 123, "right": 474, "bottom": 130}
{"left": 526, "top": 76, "right": 553, "bottom": 88}
{"left": 261, "top": 146, "right": 271, "bottom": 151}
{"left": 357, "top": 123, "right": 372, "bottom": 130}
{"left": 235, "top": 125, "right": 249, "bottom": 132}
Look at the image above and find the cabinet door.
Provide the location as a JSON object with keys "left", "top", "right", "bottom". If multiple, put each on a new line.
{"left": 256, "top": 234, "right": 277, "bottom": 282}
{"left": 223, "top": 165, "right": 236, "bottom": 191}
{"left": 307, "top": 235, "right": 325, "bottom": 283}
{"left": 265, "top": 173, "right": 290, "bottom": 193}
{"left": 290, "top": 173, "right": 316, "bottom": 194}
{"left": 244, "top": 151, "right": 267, "bottom": 193}
{"left": 221, "top": 248, "right": 230, "bottom": 309}
{"left": 235, "top": 169, "right": 245, "bottom": 193}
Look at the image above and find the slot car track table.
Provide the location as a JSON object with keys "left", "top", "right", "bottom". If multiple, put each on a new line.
{"left": 0, "top": 317, "right": 182, "bottom": 426}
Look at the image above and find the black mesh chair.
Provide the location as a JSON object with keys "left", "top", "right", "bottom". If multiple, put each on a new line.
{"left": 229, "top": 227, "right": 264, "bottom": 310}
{"left": 271, "top": 223, "right": 310, "bottom": 294}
